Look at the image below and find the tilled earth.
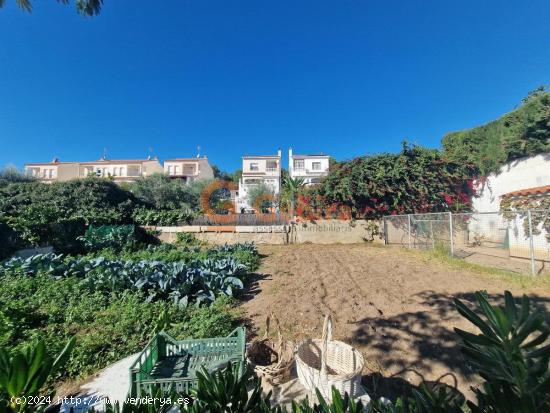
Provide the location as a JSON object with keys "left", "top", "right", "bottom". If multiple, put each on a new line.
{"left": 241, "top": 244, "right": 550, "bottom": 399}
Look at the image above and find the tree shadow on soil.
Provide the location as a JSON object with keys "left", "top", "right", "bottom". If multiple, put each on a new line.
{"left": 362, "top": 372, "right": 465, "bottom": 406}
{"left": 350, "top": 290, "right": 550, "bottom": 400}
{"left": 238, "top": 272, "right": 272, "bottom": 338}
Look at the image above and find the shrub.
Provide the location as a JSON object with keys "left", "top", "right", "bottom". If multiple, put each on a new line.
{"left": 0, "top": 221, "right": 22, "bottom": 260}
{"left": 132, "top": 206, "right": 195, "bottom": 226}
{"left": 443, "top": 88, "right": 550, "bottom": 175}
{"left": 454, "top": 291, "right": 550, "bottom": 412}
{"left": 0, "top": 178, "right": 135, "bottom": 251}
{"left": 176, "top": 232, "right": 202, "bottom": 247}
{"left": 0, "top": 337, "right": 75, "bottom": 413}
{"left": 313, "top": 143, "right": 477, "bottom": 218}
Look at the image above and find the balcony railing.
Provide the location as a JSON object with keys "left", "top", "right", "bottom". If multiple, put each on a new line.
{"left": 293, "top": 168, "right": 329, "bottom": 175}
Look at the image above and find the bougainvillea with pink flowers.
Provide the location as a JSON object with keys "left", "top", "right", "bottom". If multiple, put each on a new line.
{"left": 303, "top": 143, "right": 478, "bottom": 219}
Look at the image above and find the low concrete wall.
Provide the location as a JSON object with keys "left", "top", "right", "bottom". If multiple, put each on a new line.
{"left": 146, "top": 219, "right": 383, "bottom": 245}
{"left": 292, "top": 220, "right": 383, "bottom": 244}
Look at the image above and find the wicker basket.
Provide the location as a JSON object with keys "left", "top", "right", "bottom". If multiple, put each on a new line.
{"left": 247, "top": 314, "right": 294, "bottom": 385}
{"left": 296, "top": 315, "right": 364, "bottom": 399}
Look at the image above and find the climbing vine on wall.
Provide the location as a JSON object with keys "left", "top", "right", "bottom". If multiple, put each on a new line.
{"left": 500, "top": 195, "right": 550, "bottom": 242}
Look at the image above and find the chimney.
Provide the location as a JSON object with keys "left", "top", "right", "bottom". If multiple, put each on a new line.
{"left": 288, "top": 147, "right": 293, "bottom": 158}
{"left": 277, "top": 148, "right": 282, "bottom": 158}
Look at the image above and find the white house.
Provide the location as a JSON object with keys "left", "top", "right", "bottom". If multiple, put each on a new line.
{"left": 288, "top": 148, "right": 330, "bottom": 185}
{"left": 468, "top": 153, "right": 550, "bottom": 264}
{"left": 163, "top": 156, "right": 214, "bottom": 183}
{"left": 472, "top": 153, "right": 550, "bottom": 212}
{"left": 236, "top": 150, "right": 281, "bottom": 213}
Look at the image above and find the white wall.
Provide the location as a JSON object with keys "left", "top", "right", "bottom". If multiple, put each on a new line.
{"left": 472, "top": 153, "right": 550, "bottom": 212}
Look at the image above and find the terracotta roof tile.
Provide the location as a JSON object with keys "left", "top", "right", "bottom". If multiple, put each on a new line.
{"left": 502, "top": 185, "right": 550, "bottom": 198}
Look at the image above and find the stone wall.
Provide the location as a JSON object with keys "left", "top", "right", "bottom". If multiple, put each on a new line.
{"left": 146, "top": 219, "right": 383, "bottom": 245}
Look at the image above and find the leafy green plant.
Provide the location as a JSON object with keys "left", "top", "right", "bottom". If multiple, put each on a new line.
{"left": 289, "top": 388, "right": 367, "bottom": 413}
{"left": 186, "top": 363, "right": 272, "bottom": 412}
{"left": 454, "top": 290, "right": 550, "bottom": 412}
{"left": 0, "top": 270, "right": 238, "bottom": 381}
{"left": 1, "top": 252, "right": 248, "bottom": 306}
{"left": 175, "top": 232, "right": 202, "bottom": 247}
{"left": 0, "top": 337, "right": 75, "bottom": 413}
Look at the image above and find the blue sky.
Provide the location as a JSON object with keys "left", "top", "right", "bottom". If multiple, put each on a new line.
{"left": 0, "top": 0, "right": 549, "bottom": 172}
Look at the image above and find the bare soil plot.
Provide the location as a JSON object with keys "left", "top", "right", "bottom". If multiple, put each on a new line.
{"left": 241, "top": 244, "right": 550, "bottom": 399}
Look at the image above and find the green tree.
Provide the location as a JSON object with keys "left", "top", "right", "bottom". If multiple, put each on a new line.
{"left": 211, "top": 165, "right": 234, "bottom": 182}
{"left": 0, "top": 0, "right": 103, "bottom": 15}
{"left": 129, "top": 173, "right": 201, "bottom": 211}
{"left": 0, "top": 166, "right": 35, "bottom": 185}
{"left": 247, "top": 183, "right": 275, "bottom": 213}
{"left": 281, "top": 176, "right": 305, "bottom": 213}
{"left": 232, "top": 169, "right": 243, "bottom": 183}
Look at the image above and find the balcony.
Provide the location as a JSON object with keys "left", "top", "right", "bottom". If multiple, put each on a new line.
{"left": 306, "top": 168, "right": 329, "bottom": 174}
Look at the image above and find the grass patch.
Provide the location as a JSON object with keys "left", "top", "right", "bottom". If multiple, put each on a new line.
{"left": 404, "top": 246, "right": 550, "bottom": 290}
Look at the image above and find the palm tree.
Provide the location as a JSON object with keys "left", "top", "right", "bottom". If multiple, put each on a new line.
{"left": 282, "top": 176, "right": 305, "bottom": 214}
{"left": 0, "top": 0, "right": 103, "bottom": 16}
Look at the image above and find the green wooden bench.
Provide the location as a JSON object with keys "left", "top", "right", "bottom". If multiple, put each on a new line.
{"left": 129, "top": 328, "right": 246, "bottom": 397}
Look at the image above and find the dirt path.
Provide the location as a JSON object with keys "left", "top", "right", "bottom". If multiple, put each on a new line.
{"left": 241, "top": 244, "right": 550, "bottom": 399}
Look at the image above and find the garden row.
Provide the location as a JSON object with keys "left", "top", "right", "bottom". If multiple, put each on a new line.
{"left": 0, "top": 223, "right": 259, "bottom": 382}
{"left": 1, "top": 243, "right": 257, "bottom": 306}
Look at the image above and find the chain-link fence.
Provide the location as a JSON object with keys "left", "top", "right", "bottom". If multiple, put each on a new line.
{"left": 383, "top": 210, "right": 550, "bottom": 275}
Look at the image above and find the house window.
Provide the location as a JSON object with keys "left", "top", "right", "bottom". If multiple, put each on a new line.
{"left": 174, "top": 165, "right": 180, "bottom": 175}
{"left": 312, "top": 162, "right": 322, "bottom": 171}
{"left": 167, "top": 165, "right": 173, "bottom": 175}
{"left": 250, "top": 163, "right": 259, "bottom": 171}
{"left": 294, "top": 160, "right": 305, "bottom": 170}
{"left": 266, "top": 161, "right": 277, "bottom": 172}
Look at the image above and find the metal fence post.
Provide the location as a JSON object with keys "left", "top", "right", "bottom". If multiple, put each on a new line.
{"left": 407, "top": 214, "right": 412, "bottom": 249}
{"left": 448, "top": 211, "right": 454, "bottom": 257}
{"left": 527, "top": 210, "right": 536, "bottom": 276}
{"left": 383, "top": 217, "right": 388, "bottom": 245}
